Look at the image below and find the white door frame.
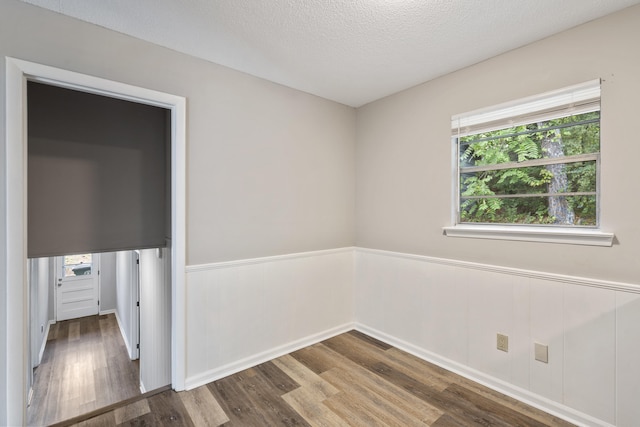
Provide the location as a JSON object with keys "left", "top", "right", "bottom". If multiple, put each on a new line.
{"left": 5, "top": 57, "right": 187, "bottom": 425}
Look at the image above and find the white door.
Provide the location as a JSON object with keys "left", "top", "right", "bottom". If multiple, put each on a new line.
{"left": 56, "top": 253, "right": 99, "bottom": 321}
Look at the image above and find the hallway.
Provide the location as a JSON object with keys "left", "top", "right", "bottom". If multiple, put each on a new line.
{"left": 27, "top": 314, "right": 140, "bottom": 426}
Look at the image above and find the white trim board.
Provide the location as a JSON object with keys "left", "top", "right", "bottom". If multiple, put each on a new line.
{"left": 4, "top": 57, "right": 187, "bottom": 426}
{"left": 186, "top": 247, "right": 355, "bottom": 272}
{"left": 356, "top": 247, "right": 640, "bottom": 294}
{"left": 189, "top": 247, "right": 639, "bottom": 294}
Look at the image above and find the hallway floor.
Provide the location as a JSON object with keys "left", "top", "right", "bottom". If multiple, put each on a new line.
{"left": 27, "top": 314, "right": 140, "bottom": 426}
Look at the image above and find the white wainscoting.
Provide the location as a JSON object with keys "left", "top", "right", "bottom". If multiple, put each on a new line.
{"left": 355, "top": 248, "right": 640, "bottom": 427}
{"left": 184, "top": 248, "right": 355, "bottom": 390}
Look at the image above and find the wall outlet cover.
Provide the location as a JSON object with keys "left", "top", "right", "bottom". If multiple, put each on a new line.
{"left": 535, "top": 342, "right": 549, "bottom": 363}
{"left": 497, "top": 333, "right": 509, "bottom": 352}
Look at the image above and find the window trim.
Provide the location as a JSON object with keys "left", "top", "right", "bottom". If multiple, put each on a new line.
{"left": 442, "top": 224, "right": 614, "bottom": 246}
{"left": 446, "top": 80, "right": 614, "bottom": 246}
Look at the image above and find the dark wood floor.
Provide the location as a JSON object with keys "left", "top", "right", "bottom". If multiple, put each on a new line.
{"left": 27, "top": 314, "right": 141, "bottom": 426}
{"left": 65, "top": 330, "right": 574, "bottom": 427}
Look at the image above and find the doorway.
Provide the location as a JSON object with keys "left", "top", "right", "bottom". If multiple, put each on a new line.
{"left": 56, "top": 254, "right": 100, "bottom": 322}
{"left": 26, "top": 76, "right": 172, "bottom": 422}
{"left": 5, "top": 57, "right": 187, "bottom": 426}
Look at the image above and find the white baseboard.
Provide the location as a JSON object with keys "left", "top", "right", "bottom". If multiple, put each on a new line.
{"left": 355, "top": 323, "right": 613, "bottom": 427}
{"left": 184, "top": 322, "right": 355, "bottom": 390}
{"left": 37, "top": 320, "right": 54, "bottom": 365}
{"left": 99, "top": 308, "right": 116, "bottom": 315}
{"left": 27, "top": 386, "right": 34, "bottom": 407}
{"left": 114, "top": 310, "right": 134, "bottom": 360}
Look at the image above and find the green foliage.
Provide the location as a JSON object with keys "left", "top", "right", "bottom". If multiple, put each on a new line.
{"left": 459, "top": 112, "right": 599, "bottom": 225}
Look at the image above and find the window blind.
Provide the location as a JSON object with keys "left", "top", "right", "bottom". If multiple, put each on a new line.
{"left": 451, "top": 79, "right": 601, "bottom": 137}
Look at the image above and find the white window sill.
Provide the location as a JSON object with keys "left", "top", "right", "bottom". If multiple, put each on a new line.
{"left": 442, "top": 224, "right": 614, "bottom": 247}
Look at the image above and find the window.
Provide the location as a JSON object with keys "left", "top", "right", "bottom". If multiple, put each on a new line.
{"left": 444, "top": 80, "right": 614, "bottom": 246}
{"left": 63, "top": 254, "right": 93, "bottom": 277}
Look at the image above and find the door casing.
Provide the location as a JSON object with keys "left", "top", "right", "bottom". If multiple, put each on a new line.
{"left": 4, "top": 57, "right": 187, "bottom": 426}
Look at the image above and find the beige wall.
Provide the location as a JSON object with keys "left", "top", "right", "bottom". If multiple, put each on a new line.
{"left": 356, "top": 4, "right": 640, "bottom": 284}
{"left": 3, "top": 0, "right": 640, "bottom": 423}
{"left": 0, "top": 0, "right": 356, "bottom": 266}
{"left": 0, "top": 3, "right": 355, "bottom": 420}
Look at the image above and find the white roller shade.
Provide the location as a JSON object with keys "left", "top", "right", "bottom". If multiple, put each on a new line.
{"left": 452, "top": 79, "right": 601, "bottom": 137}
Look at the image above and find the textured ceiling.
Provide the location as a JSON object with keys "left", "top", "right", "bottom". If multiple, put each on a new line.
{"left": 20, "top": 0, "right": 640, "bottom": 107}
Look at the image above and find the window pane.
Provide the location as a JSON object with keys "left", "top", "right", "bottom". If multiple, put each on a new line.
{"left": 457, "top": 110, "right": 600, "bottom": 227}
{"left": 63, "top": 253, "right": 92, "bottom": 277}
{"left": 460, "top": 161, "right": 597, "bottom": 197}
{"left": 565, "top": 161, "right": 597, "bottom": 192}
{"left": 460, "top": 195, "right": 596, "bottom": 226}
{"left": 460, "top": 112, "right": 600, "bottom": 167}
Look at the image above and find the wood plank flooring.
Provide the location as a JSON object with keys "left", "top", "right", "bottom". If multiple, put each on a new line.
{"left": 64, "top": 330, "right": 575, "bottom": 427}
{"left": 28, "top": 314, "right": 141, "bottom": 426}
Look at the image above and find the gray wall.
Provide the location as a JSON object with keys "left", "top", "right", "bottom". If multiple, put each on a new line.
{"left": 115, "top": 251, "right": 138, "bottom": 359}
{"left": 355, "top": 4, "right": 640, "bottom": 284}
{"left": 99, "top": 252, "right": 117, "bottom": 312}
{"left": 28, "top": 257, "right": 51, "bottom": 366}
{"left": 27, "top": 257, "right": 52, "bottom": 405}
{"left": 36, "top": 258, "right": 51, "bottom": 355}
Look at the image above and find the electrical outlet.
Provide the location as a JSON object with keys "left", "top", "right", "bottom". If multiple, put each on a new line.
{"left": 535, "top": 342, "right": 549, "bottom": 363}
{"left": 497, "top": 333, "right": 509, "bottom": 352}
